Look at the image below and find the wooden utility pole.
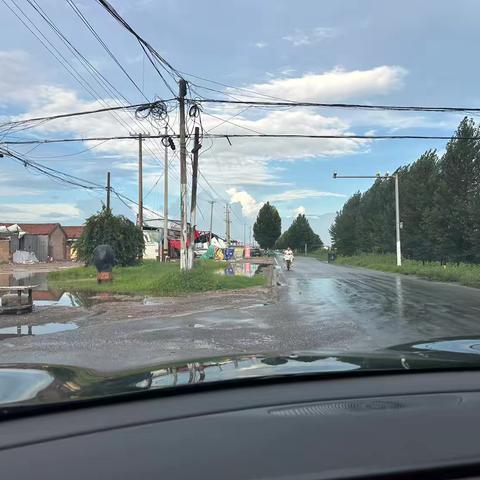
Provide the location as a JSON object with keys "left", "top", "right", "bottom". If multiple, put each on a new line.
{"left": 163, "top": 126, "right": 169, "bottom": 261}
{"left": 188, "top": 126, "right": 201, "bottom": 269}
{"left": 178, "top": 79, "right": 188, "bottom": 270}
{"left": 208, "top": 200, "right": 215, "bottom": 242}
{"left": 106, "top": 171, "right": 111, "bottom": 211}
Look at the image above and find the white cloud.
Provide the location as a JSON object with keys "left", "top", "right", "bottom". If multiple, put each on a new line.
{"left": 269, "top": 189, "right": 347, "bottom": 202}
{"left": 255, "top": 42, "right": 268, "bottom": 49}
{"left": 0, "top": 203, "right": 82, "bottom": 222}
{"left": 295, "top": 205, "right": 306, "bottom": 216}
{"left": 231, "top": 66, "right": 407, "bottom": 102}
{"left": 226, "top": 188, "right": 263, "bottom": 218}
{"left": 282, "top": 27, "right": 336, "bottom": 46}
{"left": 0, "top": 51, "right": 415, "bottom": 208}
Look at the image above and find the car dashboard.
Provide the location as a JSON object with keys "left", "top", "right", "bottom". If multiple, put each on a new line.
{"left": 2, "top": 370, "right": 480, "bottom": 479}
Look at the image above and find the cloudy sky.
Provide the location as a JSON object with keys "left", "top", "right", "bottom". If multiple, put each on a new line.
{"left": 1, "top": 0, "right": 478, "bottom": 244}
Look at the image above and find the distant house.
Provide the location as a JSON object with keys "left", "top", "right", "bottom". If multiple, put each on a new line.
{"left": 63, "top": 226, "right": 84, "bottom": 260}
{"left": 2, "top": 223, "right": 67, "bottom": 261}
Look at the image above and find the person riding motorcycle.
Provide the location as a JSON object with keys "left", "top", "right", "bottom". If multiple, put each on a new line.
{"left": 283, "top": 247, "right": 294, "bottom": 270}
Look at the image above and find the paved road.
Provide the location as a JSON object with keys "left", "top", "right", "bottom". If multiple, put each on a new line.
{"left": 2, "top": 257, "right": 480, "bottom": 371}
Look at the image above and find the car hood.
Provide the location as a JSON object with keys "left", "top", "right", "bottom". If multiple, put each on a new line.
{"left": 2, "top": 336, "right": 480, "bottom": 410}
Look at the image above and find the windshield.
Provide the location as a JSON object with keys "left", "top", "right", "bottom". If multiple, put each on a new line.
{"left": 1, "top": 0, "right": 480, "bottom": 407}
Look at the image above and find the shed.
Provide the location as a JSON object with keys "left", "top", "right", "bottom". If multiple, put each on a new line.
{"left": 2, "top": 223, "right": 67, "bottom": 261}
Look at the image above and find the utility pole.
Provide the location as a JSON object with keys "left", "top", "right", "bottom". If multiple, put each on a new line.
{"left": 188, "top": 126, "right": 201, "bottom": 269}
{"left": 249, "top": 225, "right": 252, "bottom": 246}
{"left": 225, "top": 203, "right": 231, "bottom": 245}
{"left": 106, "top": 171, "right": 111, "bottom": 211}
{"left": 163, "top": 126, "right": 169, "bottom": 261}
{"left": 130, "top": 133, "right": 150, "bottom": 230}
{"left": 243, "top": 223, "right": 246, "bottom": 246}
{"left": 333, "top": 171, "right": 402, "bottom": 266}
{"left": 138, "top": 133, "right": 143, "bottom": 229}
{"left": 178, "top": 78, "right": 188, "bottom": 270}
{"left": 208, "top": 200, "right": 215, "bottom": 243}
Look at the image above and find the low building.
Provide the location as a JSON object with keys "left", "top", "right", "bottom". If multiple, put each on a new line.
{"left": 2, "top": 223, "right": 67, "bottom": 261}
{"left": 63, "top": 226, "right": 84, "bottom": 260}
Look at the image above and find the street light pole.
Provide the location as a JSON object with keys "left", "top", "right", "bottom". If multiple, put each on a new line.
{"left": 333, "top": 171, "right": 402, "bottom": 266}
{"left": 394, "top": 173, "right": 402, "bottom": 267}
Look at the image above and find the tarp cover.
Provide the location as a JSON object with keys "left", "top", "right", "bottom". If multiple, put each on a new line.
{"left": 224, "top": 247, "right": 235, "bottom": 260}
{"left": 0, "top": 224, "right": 25, "bottom": 238}
{"left": 200, "top": 244, "right": 215, "bottom": 260}
{"left": 13, "top": 250, "right": 38, "bottom": 264}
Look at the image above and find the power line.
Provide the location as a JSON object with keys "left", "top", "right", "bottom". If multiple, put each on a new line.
{"left": 66, "top": 0, "right": 147, "bottom": 100}
{"left": 7, "top": 0, "right": 173, "bottom": 174}
{"left": 0, "top": 101, "right": 168, "bottom": 130}
{"left": 6, "top": 133, "right": 480, "bottom": 145}
{"left": 193, "top": 98, "right": 480, "bottom": 114}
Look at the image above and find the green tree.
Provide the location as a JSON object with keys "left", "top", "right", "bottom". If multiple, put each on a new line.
{"left": 253, "top": 202, "right": 281, "bottom": 249}
{"left": 430, "top": 117, "right": 480, "bottom": 263}
{"left": 75, "top": 207, "right": 144, "bottom": 266}
{"left": 330, "top": 193, "right": 361, "bottom": 255}
{"left": 400, "top": 150, "right": 439, "bottom": 261}
{"left": 278, "top": 214, "right": 323, "bottom": 251}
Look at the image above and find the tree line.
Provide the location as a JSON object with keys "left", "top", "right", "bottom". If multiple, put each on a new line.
{"left": 330, "top": 117, "right": 480, "bottom": 263}
{"left": 253, "top": 201, "right": 323, "bottom": 251}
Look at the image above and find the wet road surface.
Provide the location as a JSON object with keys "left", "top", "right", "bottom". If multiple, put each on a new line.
{"left": 1, "top": 256, "right": 480, "bottom": 371}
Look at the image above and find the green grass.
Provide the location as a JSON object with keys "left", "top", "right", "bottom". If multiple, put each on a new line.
{"left": 305, "top": 249, "right": 329, "bottom": 261}
{"left": 331, "top": 253, "right": 480, "bottom": 288}
{"left": 48, "top": 259, "right": 267, "bottom": 296}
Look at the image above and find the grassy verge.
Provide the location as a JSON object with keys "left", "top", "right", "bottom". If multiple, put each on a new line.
{"left": 48, "top": 260, "right": 267, "bottom": 296}
{"left": 332, "top": 253, "right": 480, "bottom": 288}
{"left": 305, "top": 249, "right": 329, "bottom": 261}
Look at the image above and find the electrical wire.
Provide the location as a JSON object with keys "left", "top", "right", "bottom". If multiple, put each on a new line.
{"left": 193, "top": 98, "right": 480, "bottom": 114}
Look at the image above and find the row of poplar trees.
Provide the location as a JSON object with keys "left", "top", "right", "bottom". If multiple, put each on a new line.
{"left": 330, "top": 117, "right": 480, "bottom": 263}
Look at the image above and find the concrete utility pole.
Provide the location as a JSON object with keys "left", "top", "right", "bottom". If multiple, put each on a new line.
{"left": 138, "top": 133, "right": 143, "bottom": 229}
{"left": 225, "top": 203, "right": 231, "bottom": 245}
{"left": 243, "top": 223, "right": 246, "bottom": 246}
{"left": 163, "top": 126, "right": 169, "bottom": 261}
{"left": 333, "top": 171, "right": 402, "bottom": 266}
{"left": 249, "top": 225, "right": 252, "bottom": 246}
{"left": 178, "top": 78, "right": 188, "bottom": 270}
{"left": 106, "top": 171, "right": 111, "bottom": 211}
{"left": 188, "top": 126, "right": 201, "bottom": 269}
{"left": 208, "top": 200, "right": 215, "bottom": 243}
{"left": 130, "top": 133, "right": 150, "bottom": 230}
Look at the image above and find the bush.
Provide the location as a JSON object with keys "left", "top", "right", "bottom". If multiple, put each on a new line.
{"left": 75, "top": 207, "right": 144, "bottom": 266}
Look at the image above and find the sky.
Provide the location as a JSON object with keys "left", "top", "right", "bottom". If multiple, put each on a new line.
{"left": 1, "top": 0, "right": 479, "bottom": 244}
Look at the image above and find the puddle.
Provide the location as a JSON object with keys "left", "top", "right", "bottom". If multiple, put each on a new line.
{"left": 0, "top": 322, "right": 78, "bottom": 340}
{"left": 218, "top": 263, "right": 268, "bottom": 277}
{"left": 0, "top": 272, "right": 128, "bottom": 308}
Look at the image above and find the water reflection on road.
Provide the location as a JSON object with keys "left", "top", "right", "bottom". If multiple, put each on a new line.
{"left": 220, "top": 263, "right": 266, "bottom": 277}
{"left": 0, "top": 322, "right": 78, "bottom": 341}
{"left": 0, "top": 271, "right": 108, "bottom": 308}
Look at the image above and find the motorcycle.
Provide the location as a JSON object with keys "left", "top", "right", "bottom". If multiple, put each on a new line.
{"left": 286, "top": 259, "right": 292, "bottom": 271}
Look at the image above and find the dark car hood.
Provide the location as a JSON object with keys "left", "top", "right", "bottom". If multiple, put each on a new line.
{"left": 2, "top": 336, "right": 480, "bottom": 410}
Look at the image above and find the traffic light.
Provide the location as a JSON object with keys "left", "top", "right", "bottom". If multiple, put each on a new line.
{"left": 333, "top": 171, "right": 337, "bottom": 179}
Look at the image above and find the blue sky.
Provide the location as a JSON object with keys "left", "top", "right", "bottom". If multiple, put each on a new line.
{"left": 0, "top": 0, "right": 478, "bottom": 244}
